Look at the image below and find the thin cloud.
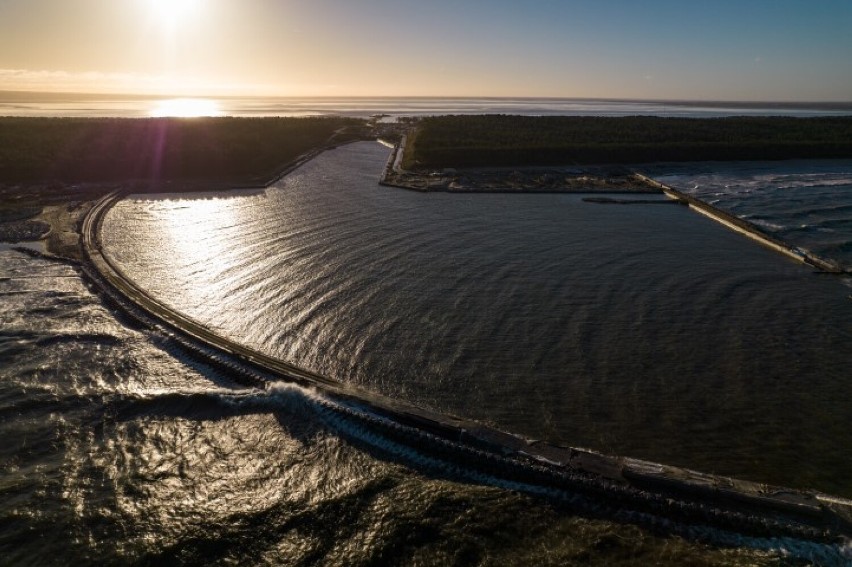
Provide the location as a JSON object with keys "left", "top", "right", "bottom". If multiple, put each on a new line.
{"left": 0, "top": 68, "right": 270, "bottom": 95}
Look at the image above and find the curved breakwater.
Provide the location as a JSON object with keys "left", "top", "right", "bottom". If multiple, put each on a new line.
{"left": 82, "top": 143, "right": 852, "bottom": 558}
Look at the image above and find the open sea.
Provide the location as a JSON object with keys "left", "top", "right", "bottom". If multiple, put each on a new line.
{"left": 2, "top": 96, "right": 852, "bottom": 565}
{"left": 2, "top": 91, "right": 852, "bottom": 119}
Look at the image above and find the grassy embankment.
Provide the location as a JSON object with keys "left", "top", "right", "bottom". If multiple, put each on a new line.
{"left": 404, "top": 115, "right": 852, "bottom": 169}
{"left": 0, "top": 116, "right": 367, "bottom": 187}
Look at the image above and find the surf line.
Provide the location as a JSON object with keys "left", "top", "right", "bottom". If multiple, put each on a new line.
{"left": 80, "top": 181, "right": 852, "bottom": 561}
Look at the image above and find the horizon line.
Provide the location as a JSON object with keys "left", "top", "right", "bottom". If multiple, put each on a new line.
{"left": 1, "top": 89, "right": 852, "bottom": 107}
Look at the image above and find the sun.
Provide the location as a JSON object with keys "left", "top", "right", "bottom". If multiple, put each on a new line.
{"left": 148, "top": 0, "right": 200, "bottom": 26}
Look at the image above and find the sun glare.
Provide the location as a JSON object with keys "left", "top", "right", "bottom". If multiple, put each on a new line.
{"left": 148, "top": 0, "right": 200, "bottom": 26}
{"left": 149, "top": 98, "right": 223, "bottom": 118}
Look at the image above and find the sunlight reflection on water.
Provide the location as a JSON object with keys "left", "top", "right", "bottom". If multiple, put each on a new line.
{"left": 148, "top": 98, "right": 224, "bottom": 118}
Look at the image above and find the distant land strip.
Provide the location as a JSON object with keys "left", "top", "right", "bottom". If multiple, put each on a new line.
{"left": 404, "top": 115, "right": 852, "bottom": 169}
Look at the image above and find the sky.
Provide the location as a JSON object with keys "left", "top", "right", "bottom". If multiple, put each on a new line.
{"left": 0, "top": 0, "right": 851, "bottom": 101}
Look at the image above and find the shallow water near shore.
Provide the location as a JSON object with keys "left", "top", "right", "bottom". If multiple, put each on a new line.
{"left": 101, "top": 142, "right": 852, "bottom": 499}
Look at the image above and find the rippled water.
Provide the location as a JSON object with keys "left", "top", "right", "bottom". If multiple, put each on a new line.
{"left": 101, "top": 142, "right": 852, "bottom": 499}
{"left": 2, "top": 250, "right": 797, "bottom": 565}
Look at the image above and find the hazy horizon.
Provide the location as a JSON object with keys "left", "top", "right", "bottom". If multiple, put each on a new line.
{"left": 2, "top": 90, "right": 852, "bottom": 106}
{"left": 5, "top": 90, "right": 852, "bottom": 119}
{"left": 1, "top": 0, "right": 851, "bottom": 101}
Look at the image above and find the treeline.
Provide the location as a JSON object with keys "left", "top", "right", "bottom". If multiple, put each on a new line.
{"left": 0, "top": 116, "right": 365, "bottom": 184}
{"left": 408, "top": 115, "right": 852, "bottom": 168}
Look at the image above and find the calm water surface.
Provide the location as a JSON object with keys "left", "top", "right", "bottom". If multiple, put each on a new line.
{"left": 102, "top": 142, "right": 852, "bottom": 498}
